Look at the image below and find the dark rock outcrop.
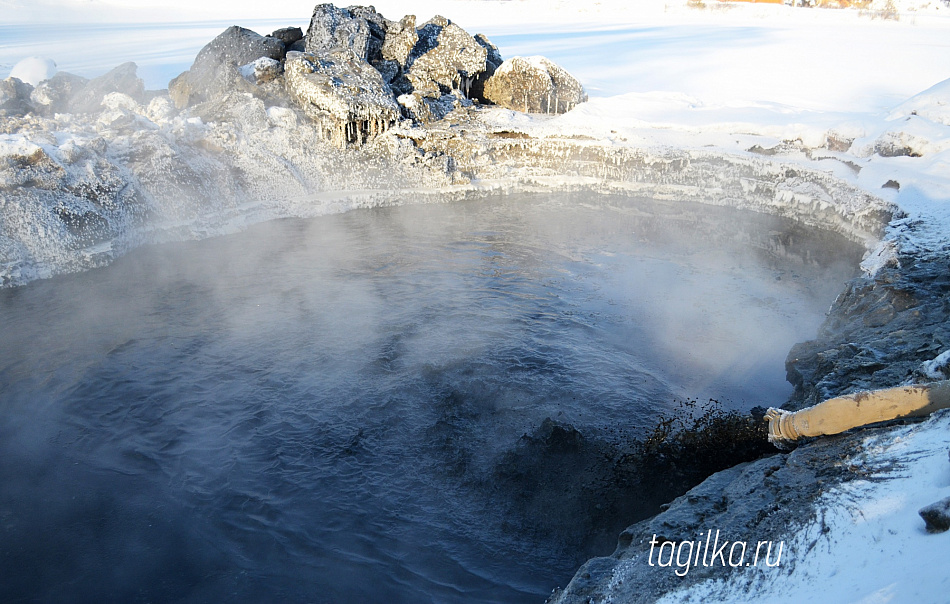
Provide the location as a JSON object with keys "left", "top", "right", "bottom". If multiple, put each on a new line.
{"left": 269, "top": 26, "right": 304, "bottom": 46}
{"left": 785, "top": 249, "right": 950, "bottom": 410}
{"left": 169, "top": 26, "right": 285, "bottom": 108}
{"left": 482, "top": 55, "right": 587, "bottom": 114}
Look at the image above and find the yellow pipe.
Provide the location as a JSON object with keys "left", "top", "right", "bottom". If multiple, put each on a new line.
{"left": 765, "top": 380, "right": 950, "bottom": 446}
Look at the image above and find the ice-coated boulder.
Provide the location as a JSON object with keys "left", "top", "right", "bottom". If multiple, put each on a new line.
{"left": 0, "top": 77, "right": 34, "bottom": 117}
{"left": 269, "top": 26, "right": 304, "bottom": 46}
{"left": 239, "top": 57, "right": 283, "bottom": 85}
{"left": 169, "top": 26, "right": 285, "bottom": 108}
{"left": 68, "top": 62, "right": 145, "bottom": 114}
{"left": 304, "top": 3, "right": 387, "bottom": 63}
{"left": 482, "top": 56, "right": 587, "bottom": 114}
{"left": 403, "top": 16, "right": 487, "bottom": 99}
{"left": 30, "top": 72, "right": 89, "bottom": 116}
{"left": 284, "top": 49, "right": 400, "bottom": 147}
{"left": 381, "top": 14, "right": 417, "bottom": 68}
{"left": 397, "top": 91, "right": 469, "bottom": 124}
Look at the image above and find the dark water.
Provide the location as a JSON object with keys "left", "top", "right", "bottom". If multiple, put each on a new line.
{"left": 0, "top": 193, "right": 863, "bottom": 603}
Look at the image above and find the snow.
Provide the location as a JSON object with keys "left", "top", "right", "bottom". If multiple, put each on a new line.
{"left": 656, "top": 408, "right": 950, "bottom": 604}
{"left": 2, "top": 0, "right": 950, "bottom": 601}
{"left": 8, "top": 56, "right": 56, "bottom": 86}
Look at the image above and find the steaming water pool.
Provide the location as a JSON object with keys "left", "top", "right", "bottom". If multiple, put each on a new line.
{"left": 0, "top": 192, "right": 864, "bottom": 602}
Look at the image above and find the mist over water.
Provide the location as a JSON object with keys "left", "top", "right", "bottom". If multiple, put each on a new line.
{"left": 0, "top": 193, "right": 863, "bottom": 602}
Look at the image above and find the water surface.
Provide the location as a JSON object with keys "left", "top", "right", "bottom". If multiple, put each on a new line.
{"left": 0, "top": 193, "right": 864, "bottom": 602}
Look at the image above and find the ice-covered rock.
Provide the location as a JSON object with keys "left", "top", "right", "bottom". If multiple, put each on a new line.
{"left": 69, "top": 62, "right": 145, "bottom": 114}
{"left": 397, "top": 91, "right": 470, "bottom": 124}
{"left": 403, "top": 16, "right": 487, "bottom": 100}
{"left": 482, "top": 55, "right": 587, "bottom": 114}
{"left": 9, "top": 57, "right": 57, "bottom": 87}
{"left": 0, "top": 77, "right": 34, "bottom": 117}
{"left": 921, "top": 350, "right": 950, "bottom": 380}
{"left": 381, "top": 14, "right": 417, "bottom": 68}
{"left": 284, "top": 49, "right": 400, "bottom": 147}
{"left": 239, "top": 57, "right": 283, "bottom": 85}
{"left": 30, "top": 71, "right": 89, "bottom": 116}
{"left": 169, "top": 26, "right": 285, "bottom": 108}
{"left": 304, "top": 3, "right": 387, "bottom": 63}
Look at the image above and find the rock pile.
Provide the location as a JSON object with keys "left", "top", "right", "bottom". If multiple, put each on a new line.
{"left": 162, "top": 3, "right": 587, "bottom": 146}
{"left": 2, "top": 3, "right": 587, "bottom": 146}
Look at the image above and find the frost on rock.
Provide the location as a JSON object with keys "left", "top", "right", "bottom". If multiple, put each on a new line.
{"left": 69, "top": 62, "right": 146, "bottom": 114}
{"left": 482, "top": 56, "right": 587, "bottom": 114}
{"left": 469, "top": 34, "right": 504, "bottom": 102}
{"left": 381, "top": 14, "right": 418, "bottom": 69}
{"left": 169, "top": 26, "right": 286, "bottom": 108}
{"left": 0, "top": 77, "right": 34, "bottom": 117}
{"left": 402, "top": 16, "right": 487, "bottom": 101}
{"left": 284, "top": 49, "right": 400, "bottom": 147}
{"left": 30, "top": 72, "right": 89, "bottom": 116}
{"left": 305, "top": 3, "right": 387, "bottom": 63}
{"left": 239, "top": 57, "right": 283, "bottom": 85}
{"left": 921, "top": 350, "right": 950, "bottom": 380}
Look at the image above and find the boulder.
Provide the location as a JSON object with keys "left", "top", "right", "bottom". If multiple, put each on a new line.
{"left": 470, "top": 33, "right": 503, "bottom": 101}
{"left": 482, "top": 55, "right": 587, "bottom": 114}
{"left": 169, "top": 26, "right": 285, "bottom": 108}
{"left": 284, "top": 49, "right": 400, "bottom": 147}
{"left": 0, "top": 77, "right": 34, "bottom": 117}
{"left": 30, "top": 72, "right": 89, "bottom": 115}
{"left": 269, "top": 26, "right": 303, "bottom": 46}
{"left": 397, "top": 91, "right": 470, "bottom": 124}
{"left": 239, "top": 57, "right": 283, "bottom": 85}
{"left": 304, "top": 3, "right": 387, "bottom": 63}
{"left": 68, "top": 62, "right": 145, "bottom": 114}
{"left": 403, "top": 16, "right": 487, "bottom": 99}
{"left": 381, "top": 14, "right": 417, "bottom": 68}
{"left": 919, "top": 496, "right": 950, "bottom": 533}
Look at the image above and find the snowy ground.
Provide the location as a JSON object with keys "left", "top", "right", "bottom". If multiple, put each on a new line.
{"left": 2, "top": 0, "right": 949, "bottom": 602}
{"left": 656, "top": 409, "right": 950, "bottom": 604}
